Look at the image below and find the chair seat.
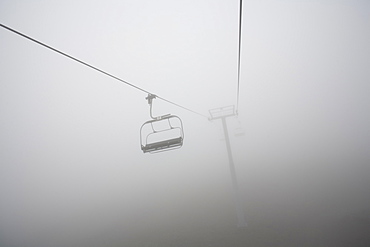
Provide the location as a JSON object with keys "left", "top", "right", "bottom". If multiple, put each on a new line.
{"left": 142, "top": 137, "right": 183, "bottom": 153}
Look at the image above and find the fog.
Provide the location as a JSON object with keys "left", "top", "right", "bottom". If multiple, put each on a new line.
{"left": 1, "top": 0, "right": 369, "bottom": 246}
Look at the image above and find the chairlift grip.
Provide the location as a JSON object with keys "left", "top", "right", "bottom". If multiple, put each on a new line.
{"left": 146, "top": 93, "right": 171, "bottom": 120}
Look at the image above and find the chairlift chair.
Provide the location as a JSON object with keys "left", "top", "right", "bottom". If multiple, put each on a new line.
{"left": 140, "top": 94, "right": 184, "bottom": 153}
{"left": 140, "top": 115, "right": 184, "bottom": 153}
{"left": 234, "top": 117, "right": 245, "bottom": 137}
{"left": 234, "top": 126, "right": 245, "bottom": 137}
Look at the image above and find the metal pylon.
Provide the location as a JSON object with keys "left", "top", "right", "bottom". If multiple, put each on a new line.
{"left": 209, "top": 106, "right": 247, "bottom": 227}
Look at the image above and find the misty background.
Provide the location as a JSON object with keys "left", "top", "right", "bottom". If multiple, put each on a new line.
{"left": 1, "top": 0, "right": 369, "bottom": 246}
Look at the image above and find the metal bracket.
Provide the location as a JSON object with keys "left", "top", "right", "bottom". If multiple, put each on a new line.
{"left": 145, "top": 93, "right": 170, "bottom": 120}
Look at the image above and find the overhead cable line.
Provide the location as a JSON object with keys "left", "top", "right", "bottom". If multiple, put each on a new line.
{"left": 236, "top": 0, "right": 243, "bottom": 115}
{"left": 0, "top": 23, "right": 209, "bottom": 119}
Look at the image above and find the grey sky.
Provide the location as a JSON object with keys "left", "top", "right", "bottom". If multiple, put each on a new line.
{"left": 1, "top": 0, "right": 369, "bottom": 246}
